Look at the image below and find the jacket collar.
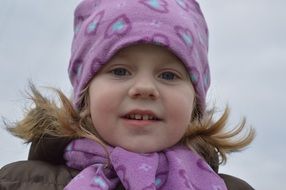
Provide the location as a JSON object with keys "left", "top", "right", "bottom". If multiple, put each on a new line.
{"left": 28, "top": 135, "right": 73, "bottom": 165}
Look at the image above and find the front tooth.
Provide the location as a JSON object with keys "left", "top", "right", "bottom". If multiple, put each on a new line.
{"left": 135, "top": 114, "right": 141, "bottom": 120}
{"left": 148, "top": 115, "right": 154, "bottom": 120}
{"left": 143, "top": 115, "right": 149, "bottom": 120}
{"left": 130, "top": 114, "right": 135, "bottom": 119}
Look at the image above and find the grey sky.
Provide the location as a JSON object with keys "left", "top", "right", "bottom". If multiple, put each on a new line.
{"left": 0, "top": 0, "right": 285, "bottom": 189}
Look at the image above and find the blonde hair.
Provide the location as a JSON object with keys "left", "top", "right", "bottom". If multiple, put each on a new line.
{"left": 5, "top": 83, "right": 255, "bottom": 167}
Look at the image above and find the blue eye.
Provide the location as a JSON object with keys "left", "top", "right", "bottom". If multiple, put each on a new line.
{"left": 111, "top": 68, "right": 130, "bottom": 76}
{"left": 159, "top": 71, "right": 178, "bottom": 80}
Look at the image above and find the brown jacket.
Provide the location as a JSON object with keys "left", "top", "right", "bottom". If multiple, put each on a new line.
{"left": 0, "top": 137, "right": 254, "bottom": 190}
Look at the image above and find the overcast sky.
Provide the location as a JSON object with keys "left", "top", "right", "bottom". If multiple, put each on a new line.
{"left": 0, "top": 0, "right": 285, "bottom": 189}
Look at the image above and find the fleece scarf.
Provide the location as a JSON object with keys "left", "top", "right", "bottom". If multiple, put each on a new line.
{"left": 64, "top": 138, "right": 226, "bottom": 190}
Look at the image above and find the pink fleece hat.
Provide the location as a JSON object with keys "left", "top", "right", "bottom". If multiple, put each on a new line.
{"left": 68, "top": 0, "right": 210, "bottom": 113}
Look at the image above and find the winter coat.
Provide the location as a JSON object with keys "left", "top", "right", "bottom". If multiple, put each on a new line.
{"left": 0, "top": 136, "right": 254, "bottom": 190}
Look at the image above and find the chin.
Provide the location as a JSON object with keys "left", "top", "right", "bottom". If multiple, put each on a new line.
{"left": 121, "top": 143, "right": 167, "bottom": 154}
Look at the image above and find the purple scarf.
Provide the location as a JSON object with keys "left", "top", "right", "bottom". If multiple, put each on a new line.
{"left": 64, "top": 138, "right": 227, "bottom": 190}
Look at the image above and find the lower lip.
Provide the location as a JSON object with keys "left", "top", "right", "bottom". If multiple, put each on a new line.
{"left": 121, "top": 118, "right": 159, "bottom": 127}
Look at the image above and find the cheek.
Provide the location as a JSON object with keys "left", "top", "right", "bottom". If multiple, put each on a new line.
{"left": 167, "top": 90, "right": 194, "bottom": 123}
{"left": 88, "top": 82, "right": 125, "bottom": 128}
{"left": 89, "top": 88, "right": 115, "bottom": 122}
{"left": 167, "top": 94, "right": 193, "bottom": 143}
{"left": 89, "top": 92, "right": 115, "bottom": 141}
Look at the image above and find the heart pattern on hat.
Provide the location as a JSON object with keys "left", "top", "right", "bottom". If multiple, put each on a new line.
{"left": 152, "top": 33, "right": 170, "bottom": 46}
{"left": 86, "top": 10, "right": 105, "bottom": 35}
{"left": 70, "top": 59, "right": 84, "bottom": 86}
{"left": 139, "top": 0, "right": 169, "bottom": 13}
{"left": 105, "top": 15, "right": 132, "bottom": 38}
{"left": 175, "top": 26, "right": 194, "bottom": 49}
{"left": 203, "top": 67, "right": 211, "bottom": 91}
{"left": 189, "top": 67, "right": 199, "bottom": 85}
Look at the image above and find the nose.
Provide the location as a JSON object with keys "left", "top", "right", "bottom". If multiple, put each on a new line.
{"left": 128, "top": 78, "right": 160, "bottom": 100}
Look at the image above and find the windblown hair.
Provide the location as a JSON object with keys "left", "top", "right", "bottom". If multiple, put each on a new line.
{"left": 6, "top": 83, "right": 255, "bottom": 167}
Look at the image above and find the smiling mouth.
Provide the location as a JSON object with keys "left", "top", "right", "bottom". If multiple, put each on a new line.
{"left": 124, "top": 114, "right": 160, "bottom": 121}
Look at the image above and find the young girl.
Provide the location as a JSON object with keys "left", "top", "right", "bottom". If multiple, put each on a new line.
{"left": 0, "top": 0, "right": 255, "bottom": 189}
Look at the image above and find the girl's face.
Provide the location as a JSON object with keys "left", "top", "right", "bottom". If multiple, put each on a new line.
{"left": 88, "top": 44, "right": 195, "bottom": 153}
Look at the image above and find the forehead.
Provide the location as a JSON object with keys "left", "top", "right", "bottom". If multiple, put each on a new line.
{"left": 112, "top": 43, "right": 183, "bottom": 63}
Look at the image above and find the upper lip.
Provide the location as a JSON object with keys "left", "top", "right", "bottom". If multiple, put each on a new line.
{"left": 122, "top": 109, "right": 162, "bottom": 120}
